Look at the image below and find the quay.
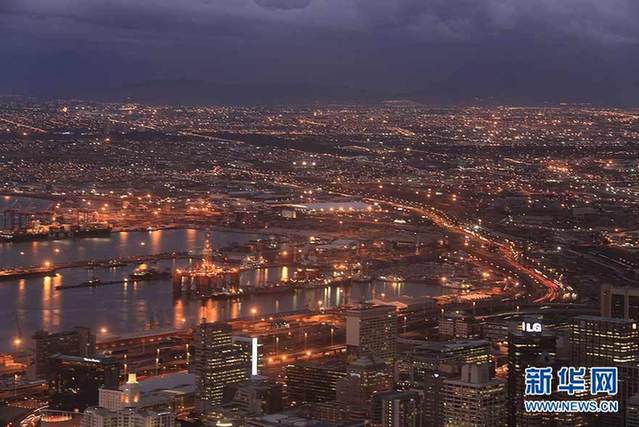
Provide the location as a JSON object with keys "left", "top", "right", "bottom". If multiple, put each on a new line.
{"left": 0, "top": 251, "right": 190, "bottom": 282}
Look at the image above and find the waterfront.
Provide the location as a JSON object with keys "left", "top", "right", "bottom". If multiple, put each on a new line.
{"left": 0, "top": 228, "right": 445, "bottom": 351}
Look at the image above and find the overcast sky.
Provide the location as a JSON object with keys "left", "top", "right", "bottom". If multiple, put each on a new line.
{"left": 1, "top": 0, "right": 638, "bottom": 104}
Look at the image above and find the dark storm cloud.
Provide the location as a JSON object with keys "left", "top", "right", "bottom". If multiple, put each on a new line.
{"left": 3, "top": 0, "right": 638, "bottom": 43}
{"left": 1, "top": 0, "right": 638, "bottom": 104}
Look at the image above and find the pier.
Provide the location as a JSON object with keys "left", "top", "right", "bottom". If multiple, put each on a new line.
{"left": 0, "top": 251, "right": 191, "bottom": 282}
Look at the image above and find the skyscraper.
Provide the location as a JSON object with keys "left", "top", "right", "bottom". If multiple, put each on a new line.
{"left": 371, "top": 390, "right": 422, "bottom": 427}
{"left": 396, "top": 339, "right": 492, "bottom": 426}
{"left": 345, "top": 304, "right": 397, "bottom": 364}
{"left": 285, "top": 359, "right": 347, "bottom": 405}
{"left": 507, "top": 326, "right": 557, "bottom": 427}
{"left": 570, "top": 315, "right": 638, "bottom": 366}
{"left": 570, "top": 316, "right": 639, "bottom": 426}
{"left": 193, "top": 323, "right": 250, "bottom": 413}
{"left": 441, "top": 363, "right": 507, "bottom": 427}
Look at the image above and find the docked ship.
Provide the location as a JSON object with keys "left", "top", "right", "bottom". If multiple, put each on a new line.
{"left": 71, "top": 223, "right": 112, "bottom": 238}
{"left": 377, "top": 275, "right": 405, "bottom": 283}
{"left": 0, "top": 267, "right": 58, "bottom": 282}
{"left": 240, "top": 255, "right": 268, "bottom": 270}
{"left": 129, "top": 264, "right": 171, "bottom": 281}
{"left": 442, "top": 280, "right": 473, "bottom": 290}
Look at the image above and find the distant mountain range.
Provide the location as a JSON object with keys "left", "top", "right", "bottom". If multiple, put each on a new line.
{"left": 90, "top": 80, "right": 390, "bottom": 105}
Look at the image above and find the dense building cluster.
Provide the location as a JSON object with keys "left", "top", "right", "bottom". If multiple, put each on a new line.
{"left": 1, "top": 99, "right": 639, "bottom": 426}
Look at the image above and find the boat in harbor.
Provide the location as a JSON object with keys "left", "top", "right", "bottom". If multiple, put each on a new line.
{"left": 81, "top": 278, "right": 102, "bottom": 287}
{"left": 442, "top": 280, "right": 473, "bottom": 290}
{"left": 129, "top": 265, "right": 171, "bottom": 281}
{"left": 377, "top": 275, "right": 405, "bottom": 283}
{"left": 240, "top": 255, "right": 268, "bottom": 270}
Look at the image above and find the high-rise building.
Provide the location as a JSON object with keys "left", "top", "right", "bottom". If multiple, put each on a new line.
{"left": 285, "top": 360, "right": 347, "bottom": 405}
{"left": 570, "top": 316, "right": 639, "bottom": 426}
{"left": 346, "top": 304, "right": 397, "bottom": 364}
{"left": 371, "top": 390, "right": 422, "bottom": 427}
{"left": 310, "top": 356, "right": 393, "bottom": 424}
{"left": 570, "top": 315, "right": 639, "bottom": 366}
{"left": 312, "top": 356, "right": 394, "bottom": 423}
{"left": 601, "top": 284, "right": 639, "bottom": 320}
{"left": 82, "top": 406, "right": 175, "bottom": 427}
{"left": 336, "top": 356, "right": 394, "bottom": 410}
{"left": 627, "top": 394, "right": 639, "bottom": 427}
{"left": 48, "top": 355, "right": 120, "bottom": 412}
{"left": 507, "top": 327, "right": 556, "bottom": 427}
{"left": 396, "top": 340, "right": 492, "bottom": 427}
{"left": 193, "top": 323, "right": 250, "bottom": 413}
{"left": 222, "top": 376, "right": 283, "bottom": 416}
{"left": 439, "top": 312, "right": 481, "bottom": 339}
{"left": 441, "top": 363, "right": 507, "bottom": 427}
{"left": 232, "top": 336, "right": 262, "bottom": 377}
{"left": 32, "top": 327, "right": 95, "bottom": 379}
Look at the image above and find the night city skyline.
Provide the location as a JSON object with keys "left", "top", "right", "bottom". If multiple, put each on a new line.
{"left": 1, "top": 2, "right": 639, "bottom": 427}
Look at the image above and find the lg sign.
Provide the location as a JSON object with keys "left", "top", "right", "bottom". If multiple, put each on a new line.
{"left": 522, "top": 321, "right": 543, "bottom": 333}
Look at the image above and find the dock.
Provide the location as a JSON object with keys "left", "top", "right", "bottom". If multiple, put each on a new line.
{"left": 55, "top": 280, "right": 126, "bottom": 290}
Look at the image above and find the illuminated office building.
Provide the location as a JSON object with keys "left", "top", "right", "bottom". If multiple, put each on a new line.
{"left": 232, "top": 336, "right": 262, "bottom": 376}
{"left": 32, "top": 327, "right": 95, "bottom": 379}
{"left": 396, "top": 340, "right": 492, "bottom": 426}
{"left": 346, "top": 304, "right": 397, "bottom": 364}
{"left": 48, "top": 355, "right": 120, "bottom": 412}
{"left": 193, "top": 323, "right": 250, "bottom": 413}
{"left": 441, "top": 363, "right": 506, "bottom": 427}
{"left": 507, "top": 326, "right": 556, "bottom": 427}
{"left": 285, "top": 360, "right": 347, "bottom": 405}
{"left": 371, "top": 390, "right": 422, "bottom": 427}
{"left": 570, "top": 316, "right": 639, "bottom": 426}
{"left": 570, "top": 315, "right": 638, "bottom": 366}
